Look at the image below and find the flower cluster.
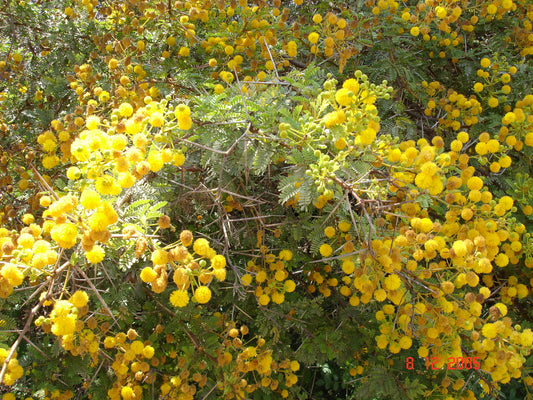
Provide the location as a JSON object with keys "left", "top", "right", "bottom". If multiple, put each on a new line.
{"left": 139, "top": 230, "right": 226, "bottom": 308}
{"left": 241, "top": 248, "right": 296, "bottom": 305}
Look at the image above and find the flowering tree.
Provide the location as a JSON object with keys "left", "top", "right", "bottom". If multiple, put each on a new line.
{"left": 0, "top": 0, "right": 532, "bottom": 399}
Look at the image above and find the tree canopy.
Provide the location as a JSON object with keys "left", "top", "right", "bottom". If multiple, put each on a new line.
{"left": 0, "top": 0, "right": 532, "bottom": 399}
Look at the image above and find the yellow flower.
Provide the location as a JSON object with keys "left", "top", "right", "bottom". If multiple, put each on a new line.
{"left": 70, "top": 290, "right": 89, "bottom": 308}
{"left": 494, "top": 253, "right": 509, "bottom": 267}
{"left": 338, "top": 220, "right": 351, "bottom": 232}
{"left": 51, "top": 315, "right": 76, "bottom": 336}
{"left": 194, "top": 286, "right": 212, "bottom": 304}
{"left": 467, "top": 176, "right": 483, "bottom": 191}
{"left": 384, "top": 274, "right": 401, "bottom": 290}
{"left": 119, "top": 103, "right": 134, "bottom": 117}
{"left": 143, "top": 345, "right": 155, "bottom": 358}
{"left": 86, "top": 245, "right": 105, "bottom": 264}
{"left": 211, "top": 255, "right": 226, "bottom": 269}
{"left": 178, "top": 114, "right": 192, "bottom": 130}
{"left": 95, "top": 175, "right": 121, "bottom": 196}
{"left": 335, "top": 88, "right": 352, "bottom": 106}
{"left": 342, "top": 78, "right": 359, "bottom": 95}
{"left": 180, "top": 230, "right": 193, "bottom": 246}
{"left": 1, "top": 264, "right": 24, "bottom": 286}
{"left": 308, "top": 32, "right": 319, "bottom": 44}
{"left": 51, "top": 223, "right": 78, "bottom": 248}
{"left": 452, "top": 240, "right": 467, "bottom": 257}
{"left": 520, "top": 329, "right": 533, "bottom": 347}
{"left": 374, "top": 288, "right": 387, "bottom": 301}
{"left": 149, "top": 112, "right": 164, "bottom": 127}
{"left": 284, "top": 280, "right": 296, "bottom": 292}
{"left": 272, "top": 291, "right": 285, "bottom": 304}
{"left": 376, "top": 335, "right": 388, "bottom": 349}
{"left": 147, "top": 151, "right": 164, "bottom": 172}
{"left": 258, "top": 294, "right": 270, "bottom": 305}
{"left": 499, "top": 196, "right": 513, "bottom": 210}
{"left": 482, "top": 323, "right": 497, "bottom": 339}
{"left": 120, "top": 386, "right": 134, "bottom": 400}
{"left": 287, "top": 41, "right": 297, "bottom": 57}
{"left": 170, "top": 290, "right": 190, "bottom": 307}
{"left": 319, "top": 243, "right": 333, "bottom": 257}
{"left": 193, "top": 238, "right": 210, "bottom": 256}
{"left": 42, "top": 155, "right": 60, "bottom": 169}
{"left": 324, "top": 226, "right": 335, "bottom": 238}
{"left": 399, "top": 336, "right": 412, "bottom": 349}
{"left": 435, "top": 6, "right": 447, "bottom": 18}
{"left": 241, "top": 274, "right": 253, "bottom": 285}
{"left": 86, "top": 115, "right": 100, "bottom": 130}
{"left": 342, "top": 260, "right": 355, "bottom": 274}
{"left": 152, "top": 249, "right": 169, "bottom": 265}
{"left": 140, "top": 267, "right": 157, "bottom": 283}
{"left": 213, "top": 268, "right": 226, "bottom": 281}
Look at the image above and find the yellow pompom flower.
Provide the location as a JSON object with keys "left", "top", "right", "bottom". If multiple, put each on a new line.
{"left": 258, "top": 294, "right": 270, "bottom": 305}
{"left": 147, "top": 151, "right": 164, "bottom": 172}
{"left": 287, "top": 41, "right": 297, "bottom": 57}
{"left": 211, "top": 255, "right": 226, "bottom": 269}
{"left": 284, "top": 280, "right": 296, "bottom": 292}
{"left": 482, "top": 323, "right": 497, "bottom": 339}
{"left": 399, "top": 336, "right": 412, "bottom": 349}
{"left": 1, "top": 264, "right": 24, "bottom": 286}
{"left": 120, "top": 386, "right": 134, "bottom": 400}
{"left": 435, "top": 6, "right": 447, "bottom": 18}
{"left": 149, "top": 112, "right": 164, "bottom": 127}
{"left": 152, "top": 249, "right": 169, "bottom": 265}
{"left": 51, "top": 223, "right": 78, "bottom": 249}
{"left": 324, "top": 226, "right": 335, "bottom": 238}
{"left": 119, "top": 102, "right": 134, "bottom": 117}
{"left": 194, "top": 286, "right": 212, "bottom": 304}
{"left": 319, "top": 243, "right": 333, "bottom": 257}
{"left": 343, "top": 78, "right": 360, "bottom": 95}
{"left": 308, "top": 32, "right": 319, "bottom": 44}
{"left": 178, "top": 114, "right": 192, "bottom": 130}
{"left": 335, "top": 88, "right": 353, "bottom": 106}
{"left": 494, "top": 253, "right": 509, "bottom": 267}
{"left": 95, "top": 175, "right": 121, "bottom": 196}
{"left": 467, "top": 176, "right": 483, "bottom": 191}
{"left": 17, "top": 233, "right": 34, "bottom": 249}
{"left": 86, "top": 115, "right": 100, "bottom": 130}
{"left": 384, "top": 274, "right": 401, "bottom": 290}
{"left": 342, "top": 260, "right": 355, "bottom": 274}
{"left": 519, "top": 329, "right": 533, "bottom": 347}
{"left": 180, "top": 230, "right": 193, "bottom": 246}
{"left": 143, "top": 345, "right": 155, "bottom": 358}
{"left": 312, "top": 14, "right": 322, "bottom": 23}
{"left": 213, "top": 268, "right": 226, "bottom": 281}
{"left": 140, "top": 267, "right": 158, "bottom": 283}
{"left": 452, "top": 240, "right": 467, "bottom": 257}
{"left": 499, "top": 196, "right": 513, "bottom": 210}
{"left": 193, "top": 238, "right": 210, "bottom": 256}
{"left": 86, "top": 245, "right": 105, "bottom": 264}
{"left": 338, "top": 221, "right": 351, "bottom": 232}
{"left": 70, "top": 290, "right": 89, "bottom": 308}
{"left": 241, "top": 274, "right": 253, "bottom": 285}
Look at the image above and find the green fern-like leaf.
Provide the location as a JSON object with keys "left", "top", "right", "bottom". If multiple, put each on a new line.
{"left": 252, "top": 146, "right": 275, "bottom": 175}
